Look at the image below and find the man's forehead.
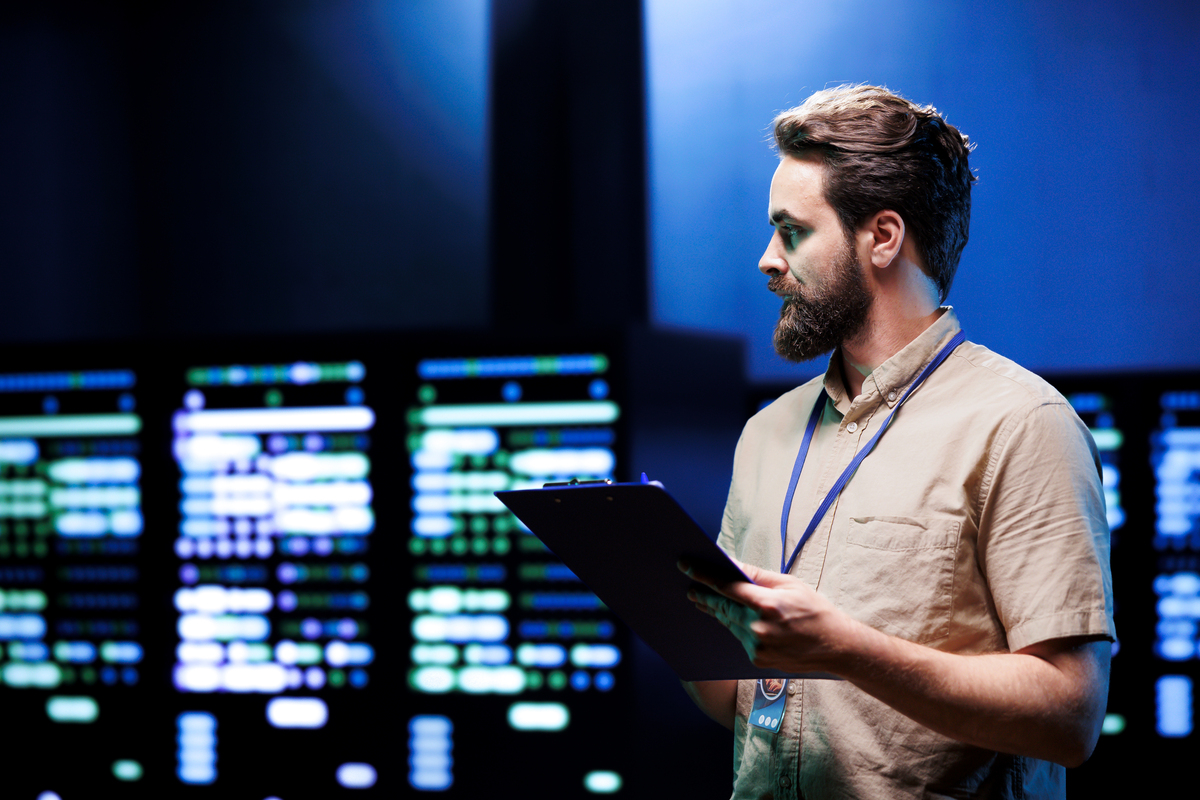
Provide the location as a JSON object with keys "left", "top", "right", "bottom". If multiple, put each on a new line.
{"left": 768, "top": 154, "right": 832, "bottom": 221}
{"left": 772, "top": 153, "right": 826, "bottom": 192}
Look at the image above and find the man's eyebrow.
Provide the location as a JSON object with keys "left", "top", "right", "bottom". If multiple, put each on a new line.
{"left": 769, "top": 210, "right": 801, "bottom": 226}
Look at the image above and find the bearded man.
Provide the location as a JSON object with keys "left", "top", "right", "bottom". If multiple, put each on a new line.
{"left": 679, "top": 85, "right": 1114, "bottom": 799}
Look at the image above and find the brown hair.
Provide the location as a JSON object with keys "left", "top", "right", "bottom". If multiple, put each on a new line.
{"left": 773, "top": 85, "right": 975, "bottom": 302}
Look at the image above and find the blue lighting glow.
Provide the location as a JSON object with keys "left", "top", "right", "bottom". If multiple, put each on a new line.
{"left": 336, "top": 762, "right": 377, "bottom": 789}
{"left": 1157, "top": 676, "right": 1193, "bottom": 737}
{"left": 176, "top": 712, "right": 217, "bottom": 785}
{"left": 409, "top": 715, "right": 453, "bottom": 791}
{"left": 418, "top": 354, "right": 608, "bottom": 380}
{"left": 0, "top": 371, "right": 135, "bottom": 393}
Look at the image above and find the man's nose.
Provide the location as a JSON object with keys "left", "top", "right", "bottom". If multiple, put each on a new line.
{"left": 759, "top": 234, "right": 786, "bottom": 277}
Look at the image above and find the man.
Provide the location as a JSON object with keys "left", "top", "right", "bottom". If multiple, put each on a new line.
{"left": 679, "top": 85, "right": 1114, "bottom": 799}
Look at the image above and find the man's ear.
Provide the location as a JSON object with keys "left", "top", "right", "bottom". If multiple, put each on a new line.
{"left": 862, "top": 209, "right": 906, "bottom": 269}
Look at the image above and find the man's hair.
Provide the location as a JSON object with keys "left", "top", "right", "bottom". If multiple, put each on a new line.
{"left": 772, "top": 85, "right": 975, "bottom": 302}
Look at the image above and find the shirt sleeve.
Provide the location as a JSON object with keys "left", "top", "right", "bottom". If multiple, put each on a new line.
{"left": 716, "top": 430, "right": 748, "bottom": 559}
{"left": 976, "top": 400, "right": 1116, "bottom": 652}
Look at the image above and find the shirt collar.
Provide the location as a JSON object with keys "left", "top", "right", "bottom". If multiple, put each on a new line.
{"left": 822, "top": 306, "right": 962, "bottom": 413}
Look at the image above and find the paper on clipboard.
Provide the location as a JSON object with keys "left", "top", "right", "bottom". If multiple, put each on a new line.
{"left": 495, "top": 482, "right": 830, "bottom": 681}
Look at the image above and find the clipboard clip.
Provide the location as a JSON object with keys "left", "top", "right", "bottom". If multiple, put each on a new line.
{"left": 542, "top": 478, "right": 613, "bottom": 488}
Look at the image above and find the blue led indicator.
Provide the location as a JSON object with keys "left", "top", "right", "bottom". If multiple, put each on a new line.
{"left": 409, "top": 715, "right": 453, "bottom": 791}
{"left": 1163, "top": 391, "right": 1200, "bottom": 411}
{"left": 417, "top": 354, "right": 608, "bottom": 380}
{"left": 1067, "top": 393, "right": 1107, "bottom": 413}
{"left": 0, "top": 370, "right": 136, "bottom": 393}
{"left": 1157, "top": 676, "right": 1193, "bottom": 737}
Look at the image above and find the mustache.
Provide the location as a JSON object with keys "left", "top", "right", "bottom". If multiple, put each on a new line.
{"left": 767, "top": 274, "right": 799, "bottom": 297}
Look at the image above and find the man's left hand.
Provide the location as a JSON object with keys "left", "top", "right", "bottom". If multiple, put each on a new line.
{"left": 679, "top": 558, "right": 853, "bottom": 675}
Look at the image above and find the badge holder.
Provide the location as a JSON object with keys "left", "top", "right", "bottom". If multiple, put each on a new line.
{"left": 749, "top": 678, "right": 788, "bottom": 732}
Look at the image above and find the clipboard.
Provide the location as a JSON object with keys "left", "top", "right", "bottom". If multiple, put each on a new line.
{"left": 495, "top": 481, "right": 829, "bottom": 681}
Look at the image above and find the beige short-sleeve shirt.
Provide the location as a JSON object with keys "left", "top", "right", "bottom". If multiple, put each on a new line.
{"left": 717, "top": 308, "right": 1115, "bottom": 799}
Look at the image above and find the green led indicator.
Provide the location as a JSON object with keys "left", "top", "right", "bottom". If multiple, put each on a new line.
{"left": 584, "top": 771, "right": 622, "bottom": 794}
{"left": 186, "top": 362, "right": 364, "bottom": 386}
{"left": 0, "top": 414, "right": 141, "bottom": 437}
{"left": 520, "top": 536, "right": 548, "bottom": 553}
{"left": 46, "top": 695, "right": 98, "bottom": 723}
{"left": 1091, "top": 429, "right": 1123, "bottom": 450}
{"left": 415, "top": 401, "right": 619, "bottom": 427}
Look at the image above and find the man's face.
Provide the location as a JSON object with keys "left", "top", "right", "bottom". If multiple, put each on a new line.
{"left": 758, "top": 154, "right": 873, "bottom": 363}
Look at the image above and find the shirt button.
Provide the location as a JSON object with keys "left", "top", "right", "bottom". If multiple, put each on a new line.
{"left": 887, "top": 390, "right": 897, "bottom": 402}
{"left": 846, "top": 421, "right": 858, "bottom": 433}
{"left": 788, "top": 681, "right": 798, "bottom": 695}
{"left": 781, "top": 775, "right": 792, "bottom": 789}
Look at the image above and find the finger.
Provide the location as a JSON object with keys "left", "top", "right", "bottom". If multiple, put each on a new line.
{"left": 691, "top": 590, "right": 757, "bottom": 635}
{"left": 681, "top": 558, "right": 796, "bottom": 600}
{"left": 724, "top": 556, "right": 777, "bottom": 587}
{"left": 734, "top": 562, "right": 805, "bottom": 592}
{"left": 677, "top": 558, "right": 721, "bottom": 586}
{"left": 688, "top": 584, "right": 732, "bottom": 613}
{"left": 733, "top": 560, "right": 774, "bottom": 584}
{"left": 678, "top": 560, "right": 753, "bottom": 602}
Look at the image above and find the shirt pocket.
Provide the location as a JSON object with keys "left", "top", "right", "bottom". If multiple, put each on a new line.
{"left": 838, "top": 516, "right": 962, "bottom": 646}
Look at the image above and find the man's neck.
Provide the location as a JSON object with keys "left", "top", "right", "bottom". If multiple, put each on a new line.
{"left": 839, "top": 306, "right": 944, "bottom": 400}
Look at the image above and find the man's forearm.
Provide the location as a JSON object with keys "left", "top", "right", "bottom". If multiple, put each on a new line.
{"left": 828, "top": 617, "right": 1111, "bottom": 767}
{"left": 683, "top": 559, "right": 1111, "bottom": 766}
{"left": 681, "top": 679, "right": 738, "bottom": 731}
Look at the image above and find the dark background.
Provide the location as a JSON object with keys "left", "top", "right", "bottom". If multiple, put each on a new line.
{"left": 0, "top": 0, "right": 1194, "bottom": 797}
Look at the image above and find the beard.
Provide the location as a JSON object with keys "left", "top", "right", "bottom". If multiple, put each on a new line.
{"left": 770, "top": 238, "right": 873, "bottom": 363}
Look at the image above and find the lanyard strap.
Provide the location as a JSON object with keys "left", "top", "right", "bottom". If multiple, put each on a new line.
{"left": 779, "top": 330, "right": 966, "bottom": 574}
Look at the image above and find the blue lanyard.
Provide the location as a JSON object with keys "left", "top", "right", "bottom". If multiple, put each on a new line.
{"left": 779, "top": 330, "right": 966, "bottom": 575}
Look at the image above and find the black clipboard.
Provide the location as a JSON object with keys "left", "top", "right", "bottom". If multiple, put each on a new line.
{"left": 496, "top": 481, "right": 828, "bottom": 680}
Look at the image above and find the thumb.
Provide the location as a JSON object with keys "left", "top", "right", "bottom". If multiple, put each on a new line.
{"left": 734, "top": 559, "right": 792, "bottom": 588}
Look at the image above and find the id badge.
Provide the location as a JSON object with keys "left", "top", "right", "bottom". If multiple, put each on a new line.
{"left": 749, "top": 678, "right": 787, "bottom": 732}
